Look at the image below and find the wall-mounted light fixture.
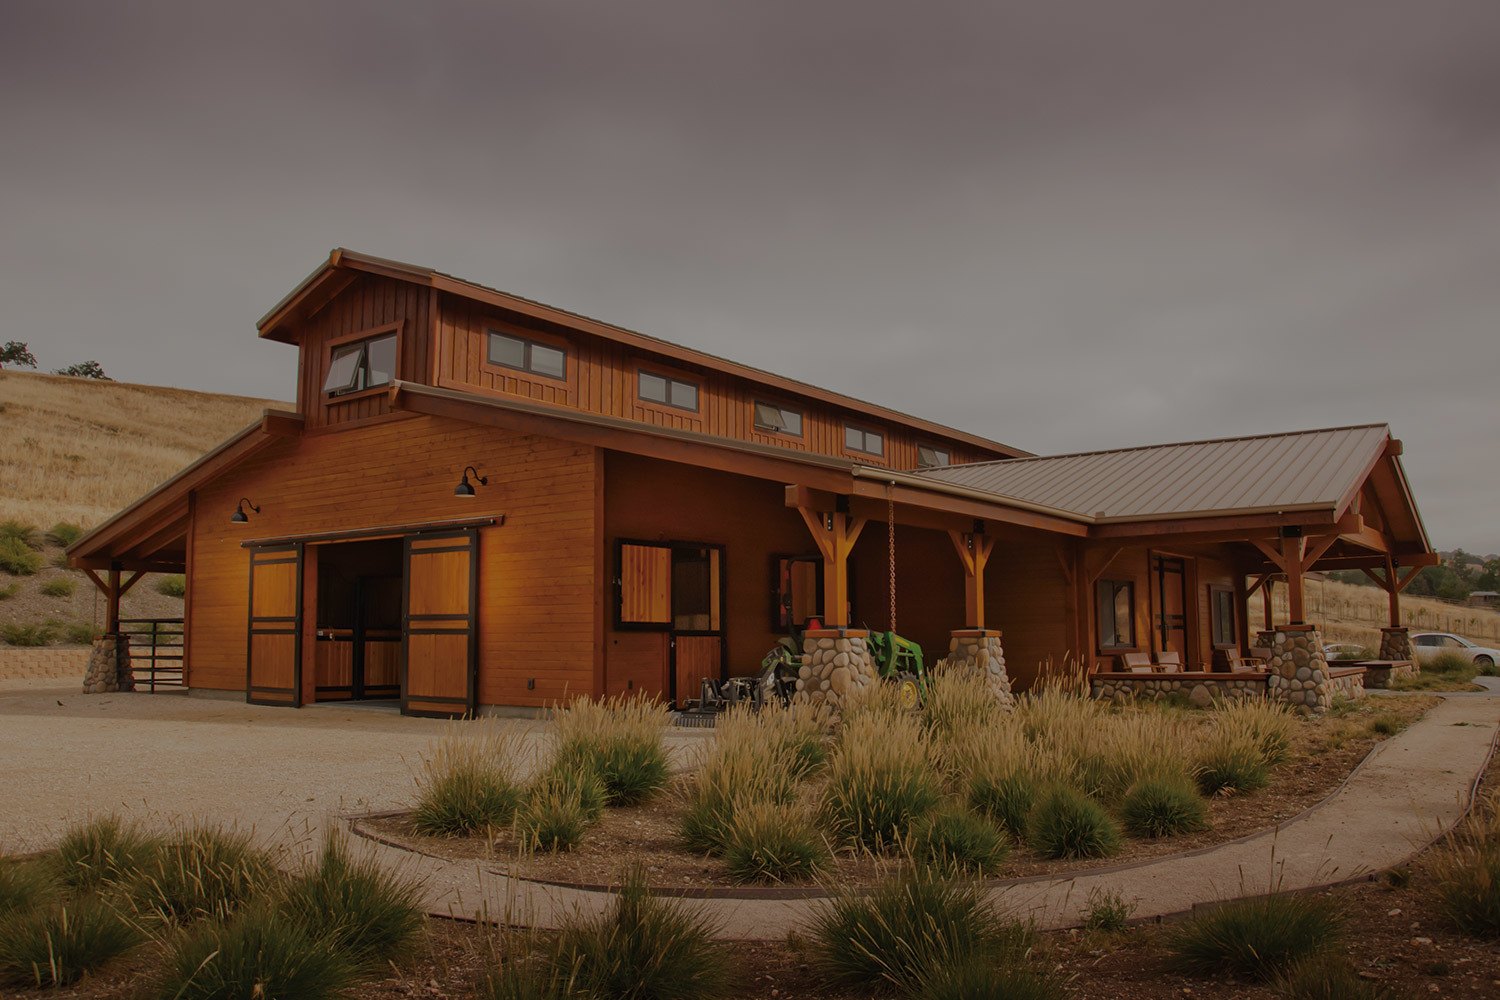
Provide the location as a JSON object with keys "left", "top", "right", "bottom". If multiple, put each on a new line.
{"left": 454, "top": 465, "right": 489, "bottom": 498}
{"left": 229, "top": 498, "right": 261, "bottom": 523}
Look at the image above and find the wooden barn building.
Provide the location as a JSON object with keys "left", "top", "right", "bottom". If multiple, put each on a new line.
{"left": 70, "top": 249, "right": 1436, "bottom": 715}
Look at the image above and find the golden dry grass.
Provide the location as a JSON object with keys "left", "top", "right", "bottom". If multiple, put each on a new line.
{"left": 1276, "top": 577, "right": 1500, "bottom": 646}
{"left": 0, "top": 370, "right": 283, "bottom": 530}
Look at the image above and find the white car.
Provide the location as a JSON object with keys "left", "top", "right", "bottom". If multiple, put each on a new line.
{"left": 1410, "top": 632, "right": 1500, "bottom": 671}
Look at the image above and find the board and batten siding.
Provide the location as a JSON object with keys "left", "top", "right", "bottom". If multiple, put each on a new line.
{"left": 433, "top": 292, "right": 997, "bottom": 471}
{"left": 187, "top": 414, "right": 597, "bottom": 708}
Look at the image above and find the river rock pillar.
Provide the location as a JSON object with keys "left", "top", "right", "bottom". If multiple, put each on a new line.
{"left": 1378, "top": 626, "right": 1415, "bottom": 663}
{"left": 795, "top": 627, "right": 877, "bottom": 716}
{"left": 1266, "top": 624, "right": 1330, "bottom": 713}
{"left": 934, "top": 629, "right": 1014, "bottom": 710}
{"left": 82, "top": 634, "right": 133, "bottom": 694}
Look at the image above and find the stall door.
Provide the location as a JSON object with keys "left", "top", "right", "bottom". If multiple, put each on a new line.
{"left": 402, "top": 529, "right": 478, "bottom": 718}
{"left": 246, "top": 544, "right": 303, "bottom": 706}
{"left": 1151, "top": 554, "right": 1190, "bottom": 665}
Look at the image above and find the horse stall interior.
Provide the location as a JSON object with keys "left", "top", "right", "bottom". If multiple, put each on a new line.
{"left": 311, "top": 538, "right": 403, "bottom": 703}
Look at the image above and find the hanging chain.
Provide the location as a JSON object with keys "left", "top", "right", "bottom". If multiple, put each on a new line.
{"left": 887, "top": 482, "right": 897, "bottom": 633}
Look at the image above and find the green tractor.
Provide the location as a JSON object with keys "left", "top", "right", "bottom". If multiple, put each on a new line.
{"left": 866, "top": 630, "right": 928, "bottom": 709}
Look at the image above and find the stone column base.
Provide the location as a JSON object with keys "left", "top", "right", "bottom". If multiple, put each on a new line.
{"left": 82, "top": 634, "right": 133, "bottom": 694}
{"left": 795, "top": 628, "right": 876, "bottom": 716}
{"left": 934, "top": 629, "right": 1014, "bottom": 710}
{"left": 1378, "top": 626, "right": 1415, "bottom": 663}
{"left": 1267, "top": 625, "right": 1331, "bottom": 713}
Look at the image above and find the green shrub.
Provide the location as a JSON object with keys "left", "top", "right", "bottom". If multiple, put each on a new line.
{"left": 156, "top": 574, "right": 187, "bottom": 598}
{"left": 155, "top": 903, "right": 355, "bottom": 1000}
{"left": 481, "top": 950, "right": 579, "bottom": 1000}
{"left": 909, "top": 804, "right": 1009, "bottom": 875}
{"left": 810, "top": 868, "right": 1028, "bottom": 995}
{"left": 1272, "top": 958, "right": 1412, "bottom": 999}
{"left": 679, "top": 728, "right": 798, "bottom": 854}
{"left": 0, "top": 895, "right": 143, "bottom": 988}
{"left": 1432, "top": 840, "right": 1500, "bottom": 937}
{"left": 518, "top": 775, "right": 594, "bottom": 853}
{"left": 966, "top": 767, "right": 1038, "bottom": 839}
{"left": 47, "top": 522, "right": 85, "bottom": 547}
{"left": 553, "top": 694, "right": 670, "bottom": 806}
{"left": 554, "top": 868, "right": 730, "bottom": 1000}
{"left": 0, "top": 860, "right": 59, "bottom": 917}
{"left": 0, "top": 520, "right": 41, "bottom": 550}
{"left": 51, "top": 551, "right": 72, "bottom": 569}
{"left": 1121, "top": 773, "right": 1209, "bottom": 838}
{"left": 1167, "top": 893, "right": 1342, "bottom": 980}
{"left": 277, "top": 829, "right": 424, "bottom": 967}
{"left": 128, "top": 824, "right": 277, "bottom": 923}
{"left": 916, "top": 954, "right": 1066, "bottom": 1000}
{"left": 40, "top": 576, "right": 76, "bottom": 598}
{"left": 0, "top": 537, "right": 44, "bottom": 575}
{"left": 1081, "top": 886, "right": 1134, "bottom": 932}
{"left": 412, "top": 728, "right": 525, "bottom": 837}
{"left": 1195, "top": 732, "right": 1270, "bottom": 796}
{"left": 821, "top": 712, "right": 941, "bottom": 850}
{"left": 1, "top": 620, "right": 59, "bottom": 646}
{"left": 721, "top": 800, "right": 829, "bottom": 884}
{"left": 62, "top": 621, "right": 95, "bottom": 645}
{"left": 1424, "top": 649, "right": 1472, "bottom": 675}
{"left": 1027, "top": 785, "right": 1121, "bottom": 860}
{"left": 51, "top": 815, "right": 159, "bottom": 892}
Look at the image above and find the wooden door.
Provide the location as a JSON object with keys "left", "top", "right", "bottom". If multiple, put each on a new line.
{"left": 402, "top": 529, "right": 478, "bottom": 718}
{"left": 673, "top": 634, "right": 723, "bottom": 706}
{"left": 246, "top": 544, "right": 303, "bottom": 706}
{"left": 1152, "top": 554, "right": 1190, "bottom": 664}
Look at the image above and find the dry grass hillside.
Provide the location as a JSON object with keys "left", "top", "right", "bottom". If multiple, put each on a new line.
{"left": 1272, "top": 577, "right": 1500, "bottom": 647}
{"left": 0, "top": 370, "right": 284, "bottom": 529}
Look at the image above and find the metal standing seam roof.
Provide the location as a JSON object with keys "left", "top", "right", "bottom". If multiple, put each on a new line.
{"left": 910, "top": 424, "right": 1392, "bottom": 522}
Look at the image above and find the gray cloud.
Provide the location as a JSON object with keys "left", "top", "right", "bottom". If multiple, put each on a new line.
{"left": 2, "top": 1, "right": 1497, "bottom": 550}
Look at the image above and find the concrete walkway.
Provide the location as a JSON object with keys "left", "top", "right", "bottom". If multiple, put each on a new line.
{"left": 349, "top": 686, "right": 1500, "bottom": 938}
{"left": 3, "top": 680, "right": 1495, "bottom": 939}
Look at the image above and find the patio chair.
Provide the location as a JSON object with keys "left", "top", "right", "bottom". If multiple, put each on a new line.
{"left": 1155, "top": 651, "right": 1183, "bottom": 673}
{"left": 1227, "top": 654, "right": 1260, "bottom": 674}
{"left": 1121, "top": 652, "right": 1154, "bottom": 673}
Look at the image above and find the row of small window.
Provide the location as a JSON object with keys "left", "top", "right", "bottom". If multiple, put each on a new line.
{"left": 1096, "top": 580, "right": 1238, "bottom": 649}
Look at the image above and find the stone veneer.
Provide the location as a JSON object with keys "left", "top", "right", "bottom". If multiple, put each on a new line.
{"left": 1266, "top": 625, "right": 1332, "bottom": 712}
{"left": 1378, "top": 626, "right": 1415, "bottom": 663}
{"left": 933, "top": 629, "right": 1014, "bottom": 710}
{"left": 81, "top": 635, "right": 133, "bottom": 694}
{"left": 795, "top": 628, "right": 876, "bottom": 715}
{"left": 1090, "top": 672, "right": 1267, "bottom": 706}
{"left": 1327, "top": 666, "right": 1369, "bottom": 701}
{"left": 1361, "top": 660, "right": 1417, "bottom": 689}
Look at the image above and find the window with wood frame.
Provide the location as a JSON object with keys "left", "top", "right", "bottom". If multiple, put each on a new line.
{"left": 1210, "top": 586, "right": 1237, "bottom": 647}
{"left": 916, "top": 443, "right": 952, "bottom": 468}
{"left": 1096, "top": 579, "right": 1135, "bottom": 649}
{"left": 637, "top": 370, "right": 699, "bottom": 411}
{"left": 323, "top": 331, "right": 397, "bottom": 396}
{"left": 773, "top": 556, "right": 822, "bottom": 630}
{"left": 487, "top": 330, "right": 566, "bottom": 380}
{"left": 616, "top": 541, "right": 721, "bottom": 632}
{"left": 753, "top": 401, "right": 803, "bottom": 436}
{"left": 844, "top": 424, "right": 884, "bottom": 456}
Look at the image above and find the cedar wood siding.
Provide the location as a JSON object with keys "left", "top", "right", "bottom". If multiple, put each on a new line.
{"left": 187, "top": 415, "right": 596, "bottom": 707}
{"left": 986, "top": 535, "right": 1074, "bottom": 690}
{"left": 436, "top": 293, "right": 1000, "bottom": 470}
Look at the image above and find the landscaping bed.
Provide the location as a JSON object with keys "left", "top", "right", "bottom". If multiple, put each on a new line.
{"left": 365, "top": 688, "right": 1438, "bottom": 892}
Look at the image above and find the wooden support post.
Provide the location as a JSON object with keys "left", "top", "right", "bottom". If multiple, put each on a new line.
{"left": 106, "top": 563, "right": 122, "bottom": 635}
{"left": 1281, "top": 534, "right": 1307, "bottom": 624}
{"left": 796, "top": 506, "right": 866, "bottom": 628}
{"left": 948, "top": 529, "right": 995, "bottom": 629}
{"left": 1262, "top": 579, "right": 1274, "bottom": 631}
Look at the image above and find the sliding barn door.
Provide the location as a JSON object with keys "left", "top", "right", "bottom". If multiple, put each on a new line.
{"left": 402, "top": 529, "right": 478, "bottom": 718}
{"left": 246, "top": 544, "right": 303, "bottom": 706}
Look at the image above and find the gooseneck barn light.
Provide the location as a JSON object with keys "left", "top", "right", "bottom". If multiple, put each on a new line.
{"left": 454, "top": 466, "right": 489, "bottom": 498}
{"left": 229, "top": 498, "right": 261, "bottom": 523}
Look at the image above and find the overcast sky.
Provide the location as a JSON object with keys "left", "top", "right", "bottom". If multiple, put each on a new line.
{"left": 2, "top": 2, "right": 1497, "bottom": 552}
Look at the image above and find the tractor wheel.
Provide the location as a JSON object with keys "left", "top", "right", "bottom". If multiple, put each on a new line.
{"left": 894, "top": 672, "right": 922, "bottom": 710}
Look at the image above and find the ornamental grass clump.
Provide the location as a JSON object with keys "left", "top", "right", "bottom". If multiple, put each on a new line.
{"left": 923, "top": 669, "right": 1008, "bottom": 744}
{"left": 721, "top": 800, "right": 830, "bottom": 884}
{"left": 1027, "top": 784, "right": 1122, "bottom": 860}
{"left": 1424, "top": 649, "right": 1472, "bottom": 675}
{"left": 47, "top": 522, "right": 84, "bottom": 547}
{"left": 0, "top": 859, "right": 58, "bottom": 917}
{"left": 0, "top": 536, "right": 44, "bottom": 576}
{"left": 943, "top": 723, "right": 1038, "bottom": 839}
{"left": 1194, "top": 730, "right": 1271, "bottom": 797}
{"left": 1166, "top": 893, "right": 1343, "bottom": 980}
{"left": 155, "top": 902, "right": 355, "bottom": 1000}
{"left": 518, "top": 773, "right": 595, "bottom": 853}
{"left": 1430, "top": 793, "right": 1500, "bottom": 937}
{"left": 412, "top": 726, "right": 526, "bottom": 836}
{"left": 679, "top": 716, "right": 801, "bottom": 854}
{"left": 915, "top": 954, "right": 1067, "bottom": 1000}
{"left": 810, "top": 867, "right": 1029, "bottom": 995}
{"left": 0, "top": 895, "right": 143, "bottom": 988}
{"left": 127, "top": 824, "right": 277, "bottom": 924}
{"left": 822, "top": 711, "right": 942, "bottom": 850}
{"left": 908, "top": 803, "right": 1010, "bottom": 876}
{"left": 50, "top": 815, "right": 159, "bottom": 892}
{"left": 0, "top": 520, "right": 41, "bottom": 550}
{"left": 1272, "top": 958, "right": 1413, "bottom": 1000}
{"left": 554, "top": 867, "right": 730, "bottom": 1000}
{"left": 717, "top": 701, "right": 829, "bottom": 777}
{"left": 552, "top": 693, "right": 670, "bottom": 806}
{"left": 1121, "top": 772, "right": 1209, "bottom": 839}
{"left": 1215, "top": 699, "right": 1298, "bottom": 768}
{"left": 277, "top": 829, "right": 425, "bottom": 968}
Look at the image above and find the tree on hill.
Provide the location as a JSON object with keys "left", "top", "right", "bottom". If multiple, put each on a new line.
{"left": 0, "top": 341, "right": 36, "bottom": 369}
{"left": 53, "top": 360, "right": 111, "bottom": 380}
